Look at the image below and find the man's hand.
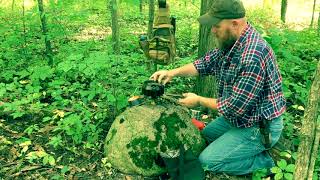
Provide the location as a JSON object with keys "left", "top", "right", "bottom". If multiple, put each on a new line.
{"left": 150, "top": 70, "right": 174, "bottom": 85}
{"left": 178, "top": 93, "right": 200, "bottom": 108}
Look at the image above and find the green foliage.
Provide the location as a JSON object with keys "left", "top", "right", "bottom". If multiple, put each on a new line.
{"left": 271, "top": 159, "right": 295, "bottom": 180}
{"left": 252, "top": 168, "right": 268, "bottom": 180}
{"left": 0, "top": 0, "right": 319, "bottom": 178}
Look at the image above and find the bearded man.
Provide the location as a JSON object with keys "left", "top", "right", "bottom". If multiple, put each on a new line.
{"left": 150, "top": 0, "right": 286, "bottom": 175}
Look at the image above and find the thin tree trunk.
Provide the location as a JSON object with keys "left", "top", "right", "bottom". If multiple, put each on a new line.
{"left": 147, "top": 0, "right": 154, "bottom": 39}
{"left": 310, "top": 0, "right": 317, "bottom": 27}
{"left": 12, "top": 0, "right": 15, "bottom": 11}
{"left": 37, "top": 0, "right": 53, "bottom": 66}
{"left": 195, "top": 0, "right": 217, "bottom": 108}
{"left": 294, "top": 61, "right": 320, "bottom": 179}
{"left": 307, "top": 123, "right": 320, "bottom": 180}
{"left": 111, "top": 0, "right": 120, "bottom": 54}
{"left": 139, "top": 0, "right": 143, "bottom": 15}
{"left": 147, "top": 0, "right": 155, "bottom": 71}
{"left": 318, "top": 12, "right": 320, "bottom": 36}
{"left": 22, "top": 0, "right": 27, "bottom": 59}
{"left": 280, "top": 0, "right": 287, "bottom": 23}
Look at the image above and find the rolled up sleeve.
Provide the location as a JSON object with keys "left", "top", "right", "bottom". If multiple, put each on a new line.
{"left": 193, "top": 49, "right": 222, "bottom": 76}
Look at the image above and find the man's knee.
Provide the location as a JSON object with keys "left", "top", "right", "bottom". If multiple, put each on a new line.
{"left": 198, "top": 150, "right": 222, "bottom": 171}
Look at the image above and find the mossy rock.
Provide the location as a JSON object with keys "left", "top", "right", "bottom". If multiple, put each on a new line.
{"left": 104, "top": 99, "right": 206, "bottom": 176}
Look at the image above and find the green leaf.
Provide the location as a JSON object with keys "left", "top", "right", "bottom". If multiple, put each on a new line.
{"left": 48, "top": 155, "right": 56, "bottom": 166}
{"left": 275, "top": 172, "right": 284, "bottom": 180}
{"left": 313, "top": 172, "right": 318, "bottom": 180}
{"left": 87, "top": 91, "right": 96, "bottom": 101}
{"left": 280, "top": 151, "right": 292, "bottom": 159}
{"left": 277, "top": 159, "right": 287, "bottom": 170}
{"left": 43, "top": 155, "right": 48, "bottom": 165}
{"left": 0, "top": 83, "right": 6, "bottom": 97}
{"left": 285, "top": 164, "right": 295, "bottom": 173}
{"left": 271, "top": 166, "right": 282, "bottom": 174}
{"left": 61, "top": 166, "right": 69, "bottom": 174}
{"left": 48, "top": 135, "right": 63, "bottom": 148}
{"left": 117, "top": 94, "right": 129, "bottom": 109}
{"left": 292, "top": 152, "right": 298, "bottom": 160}
{"left": 107, "top": 93, "right": 116, "bottom": 103}
{"left": 284, "top": 173, "right": 293, "bottom": 180}
{"left": 42, "top": 116, "right": 52, "bottom": 122}
{"left": 12, "top": 111, "right": 24, "bottom": 119}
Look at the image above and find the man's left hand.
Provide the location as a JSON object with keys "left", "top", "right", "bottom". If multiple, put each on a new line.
{"left": 178, "top": 93, "right": 200, "bottom": 108}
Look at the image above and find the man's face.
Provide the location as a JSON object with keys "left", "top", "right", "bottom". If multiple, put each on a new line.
{"left": 211, "top": 20, "right": 237, "bottom": 49}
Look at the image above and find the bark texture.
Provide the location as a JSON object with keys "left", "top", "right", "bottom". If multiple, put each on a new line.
{"left": 294, "top": 61, "right": 320, "bottom": 179}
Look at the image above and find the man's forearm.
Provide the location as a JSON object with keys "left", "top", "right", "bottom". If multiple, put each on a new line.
{"left": 170, "top": 63, "right": 199, "bottom": 77}
{"left": 199, "top": 96, "right": 218, "bottom": 110}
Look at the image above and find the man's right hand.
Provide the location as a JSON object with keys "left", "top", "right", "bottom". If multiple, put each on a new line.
{"left": 150, "top": 70, "right": 174, "bottom": 85}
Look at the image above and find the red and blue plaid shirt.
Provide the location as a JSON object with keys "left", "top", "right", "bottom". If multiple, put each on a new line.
{"left": 194, "top": 23, "right": 286, "bottom": 128}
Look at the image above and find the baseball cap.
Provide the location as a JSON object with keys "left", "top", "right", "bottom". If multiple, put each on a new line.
{"left": 198, "top": 0, "right": 246, "bottom": 27}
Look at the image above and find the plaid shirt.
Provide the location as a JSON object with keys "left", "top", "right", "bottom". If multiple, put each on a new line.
{"left": 194, "top": 23, "right": 286, "bottom": 128}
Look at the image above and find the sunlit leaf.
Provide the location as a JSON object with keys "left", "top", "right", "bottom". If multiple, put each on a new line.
{"left": 271, "top": 166, "right": 282, "bottom": 174}
{"left": 285, "top": 164, "right": 295, "bottom": 173}
{"left": 277, "top": 159, "right": 287, "bottom": 170}
{"left": 53, "top": 109, "right": 65, "bottom": 118}
{"left": 48, "top": 155, "right": 56, "bottom": 166}
{"left": 275, "top": 172, "right": 284, "bottom": 180}
{"left": 284, "top": 173, "right": 293, "bottom": 180}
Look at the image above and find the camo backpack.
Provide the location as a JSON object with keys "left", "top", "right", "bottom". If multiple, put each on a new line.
{"left": 139, "top": 0, "right": 176, "bottom": 65}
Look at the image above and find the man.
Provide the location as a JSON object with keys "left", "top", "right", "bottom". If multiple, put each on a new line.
{"left": 150, "top": 0, "right": 286, "bottom": 175}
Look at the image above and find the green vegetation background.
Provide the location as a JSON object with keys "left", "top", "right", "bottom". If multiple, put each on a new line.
{"left": 0, "top": 0, "right": 319, "bottom": 179}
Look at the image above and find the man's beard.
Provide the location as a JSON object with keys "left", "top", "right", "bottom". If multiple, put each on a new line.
{"left": 215, "top": 30, "right": 237, "bottom": 50}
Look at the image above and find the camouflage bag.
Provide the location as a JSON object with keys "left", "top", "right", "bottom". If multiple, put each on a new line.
{"left": 139, "top": 1, "right": 176, "bottom": 65}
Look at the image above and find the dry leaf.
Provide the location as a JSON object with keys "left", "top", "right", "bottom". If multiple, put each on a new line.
{"left": 53, "top": 110, "right": 65, "bottom": 119}
{"left": 92, "top": 102, "right": 98, "bottom": 107}
{"left": 19, "top": 80, "right": 30, "bottom": 85}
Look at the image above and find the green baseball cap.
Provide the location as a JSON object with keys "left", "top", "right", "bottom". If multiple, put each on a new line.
{"left": 198, "top": 0, "right": 246, "bottom": 27}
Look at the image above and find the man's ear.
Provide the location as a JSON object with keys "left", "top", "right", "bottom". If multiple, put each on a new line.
{"left": 231, "top": 20, "right": 238, "bottom": 28}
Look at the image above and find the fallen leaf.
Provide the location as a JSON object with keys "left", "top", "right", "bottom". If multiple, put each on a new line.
{"left": 19, "top": 140, "right": 31, "bottom": 147}
{"left": 53, "top": 110, "right": 65, "bottom": 119}
{"left": 92, "top": 102, "right": 98, "bottom": 107}
{"left": 19, "top": 80, "right": 30, "bottom": 85}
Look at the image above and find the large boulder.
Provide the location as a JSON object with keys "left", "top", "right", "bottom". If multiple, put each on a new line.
{"left": 104, "top": 98, "right": 206, "bottom": 176}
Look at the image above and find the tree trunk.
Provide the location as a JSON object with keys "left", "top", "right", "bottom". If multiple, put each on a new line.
{"left": 139, "top": 0, "right": 143, "bottom": 15}
{"left": 147, "top": 0, "right": 154, "bottom": 39}
{"left": 195, "top": 0, "right": 217, "bottom": 109}
{"left": 147, "top": 0, "right": 155, "bottom": 71}
{"left": 37, "top": 0, "right": 54, "bottom": 66}
{"left": 294, "top": 61, "right": 320, "bottom": 180}
{"left": 310, "top": 0, "right": 317, "bottom": 27}
{"left": 110, "top": 0, "right": 120, "bottom": 54}
{"left": 318, "top": 12, "right": 320, "bottom": 36}
{"left": 280, "top": 0, "right": 287, "bottom": 23}
{"left": 22, "top": 0, "right": 27, "bottom": 59}
{"left": 12, "top": 0, "right": 15, "bottom": 11}
{"left": 197, "top": 0, "right": 215, "bottom": 58}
